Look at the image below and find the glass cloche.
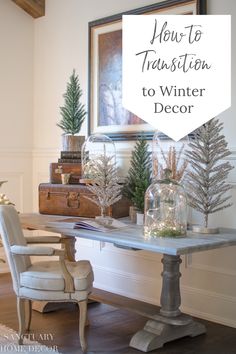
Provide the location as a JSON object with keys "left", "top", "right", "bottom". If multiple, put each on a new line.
{"left": 81, "top": 134, "right": 116, "bottom": 181}
{"left": 144, "top": 168, "right": 187, "bottom": 238}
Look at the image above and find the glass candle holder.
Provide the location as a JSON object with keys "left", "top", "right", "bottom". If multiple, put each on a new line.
{"left": 144, "top": 169, "right": 187, "bottom": 238}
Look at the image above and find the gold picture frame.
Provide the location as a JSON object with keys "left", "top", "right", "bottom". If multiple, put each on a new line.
{"left": 88, "top": 0, "right": 207, "bottom": 140}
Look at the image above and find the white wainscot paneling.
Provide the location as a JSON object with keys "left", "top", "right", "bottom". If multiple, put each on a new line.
{"left": 76, "top": 239, "right": 163, "bottom": 305}
{"left": 0, "top": 148, "right": 32, "bottom": 212}
{"left": 181, "top": 245, "right": 236, "bottom": 327}
{"left": 0, "top": 148, "right": 33, "bottom": 270}
{"left": 32, "top": 148, "right": 59, "bottom": 211}
{"left": 0, "top": 172, "right": 24, "bottom": 211}
{"left": 93, "top": 263, "right": 161, "bottom": 305}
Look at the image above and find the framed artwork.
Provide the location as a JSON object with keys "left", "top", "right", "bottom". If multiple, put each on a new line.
{"left": 88, "top": 0, "right": 207, "bottom": 141}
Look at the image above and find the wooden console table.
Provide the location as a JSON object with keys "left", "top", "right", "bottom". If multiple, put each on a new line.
{"left": 20, "top": 213, "right": 236, "bottom": 352}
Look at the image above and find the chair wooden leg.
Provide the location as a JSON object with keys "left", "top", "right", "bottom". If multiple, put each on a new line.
{"left": 85, "top": 315, "right": 90, "bottom": 327}
{"left": 17, "top": 297, "right": 25, "bottom": 345}
{"left": 79, "top": 300, "right": 88, "bottom": 352}
{"left": 25, "top": 299, "right": 32, "bottom": 331}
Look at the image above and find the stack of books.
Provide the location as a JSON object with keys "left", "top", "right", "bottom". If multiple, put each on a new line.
{"left": 49, "top": 150, "right": 82, "bottom": 184}
{"left": 58, "top": 150, "right": 82, "bottom": 163}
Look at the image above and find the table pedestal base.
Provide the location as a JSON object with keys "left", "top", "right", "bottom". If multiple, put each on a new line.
{"left": 130, "top": 254, "right": 206, "bottom": 352}
{"left": 130, "top": 317, "right": 206, "bottom": 352}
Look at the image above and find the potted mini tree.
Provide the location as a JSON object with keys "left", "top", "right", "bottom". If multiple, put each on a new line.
{"left": 123, "top": 136, "right": 151, "bottom": 224}
{"left": 57, "top": 69, "right": 87, "bottom": 151}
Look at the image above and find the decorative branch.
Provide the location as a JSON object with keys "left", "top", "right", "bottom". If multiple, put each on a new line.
{"left": 153, "top": 143, "right": 188, "bottom": 182}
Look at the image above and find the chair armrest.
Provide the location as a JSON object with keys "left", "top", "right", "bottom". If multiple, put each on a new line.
{"left": 10, "top": 245, "right": 56, "bottom": 256}
{"left": 25, "top": 236, "right": 62, "bottom": 244}
{"left": 11, "top": 245, "right": 75, "bottom": 293}
{"left": 54, "top": 249, "right": 74, "bottom": 293}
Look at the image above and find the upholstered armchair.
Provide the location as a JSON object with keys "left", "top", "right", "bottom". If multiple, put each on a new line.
{"left": 0, "top": 205, "right": 94, "bottom": 352}
{"left": 0, "top": 238, "right": 5, "bottom": 263}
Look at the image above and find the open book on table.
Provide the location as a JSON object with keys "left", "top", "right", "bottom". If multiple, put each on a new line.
{"left": 46, "top": 217, "right": 128, "bottom": 233}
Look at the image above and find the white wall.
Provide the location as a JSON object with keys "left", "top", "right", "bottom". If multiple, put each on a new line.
{"left": 0, "top": 0, "right": 33, "bottom": 213}
{"left": 1, "top": 0, "right": 236, "bottom": 328}
{"left": 0, "top": 0, "right": 34, "bottom": 271}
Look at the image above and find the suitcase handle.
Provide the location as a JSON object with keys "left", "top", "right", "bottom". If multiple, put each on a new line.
{"left": 67, "top": 192, "right": 80, "bottom": 208}
{"left": 46, "top": 191, "right": 80, "bottom": 208}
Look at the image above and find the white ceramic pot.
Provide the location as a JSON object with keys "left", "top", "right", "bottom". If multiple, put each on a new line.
{"left": 136, "top": 212, "right": 144, "bottom": 226}
{"left": 129, "top": 206, "right": 138, "bottom": 223}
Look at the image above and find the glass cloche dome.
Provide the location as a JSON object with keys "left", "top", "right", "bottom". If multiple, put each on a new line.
{"left": 81, "top": 134, "right": 116, "bottom": 181}
{"left": 144, "top": 168, "right": 187, "bottom": 238}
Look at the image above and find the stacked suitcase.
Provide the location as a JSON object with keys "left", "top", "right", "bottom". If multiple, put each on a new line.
{"left": 39, "top": 150, "right": 130, "bottom": 218}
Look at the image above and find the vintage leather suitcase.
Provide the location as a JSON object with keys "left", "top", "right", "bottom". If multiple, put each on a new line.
{"left": 50, "top": 163, "right": 82, "bottom": 184}
{"left": 39, "top": 183, "right": 130, "bottom": 218}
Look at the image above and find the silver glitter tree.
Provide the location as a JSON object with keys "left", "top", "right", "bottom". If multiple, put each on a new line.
{"left": 85, "top": 153, "right": 122, "bottom": 218}
{"left": 185, "top": 118, "right": 233, "bottom": 228}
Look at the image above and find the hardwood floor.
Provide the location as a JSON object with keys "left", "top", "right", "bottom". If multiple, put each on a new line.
{"left": 0, "top": 273, "right": 236, "bottom": 354}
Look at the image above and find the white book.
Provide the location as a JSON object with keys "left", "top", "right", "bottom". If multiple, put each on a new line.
{"left": 46, "top": 217, "right": 127, "bottom": 233}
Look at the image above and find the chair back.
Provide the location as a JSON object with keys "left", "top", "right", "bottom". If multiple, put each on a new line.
{"left": 0, "top": 205, "right": 31, "bottom": 295}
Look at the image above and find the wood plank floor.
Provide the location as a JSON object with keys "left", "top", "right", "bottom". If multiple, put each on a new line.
{"left": 0, "top": 273, "right": 236, "bottom": 354}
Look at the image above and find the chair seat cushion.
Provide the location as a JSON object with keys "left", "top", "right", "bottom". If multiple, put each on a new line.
{"left": 20, "top": 260, "right": 93, "bottom": 291}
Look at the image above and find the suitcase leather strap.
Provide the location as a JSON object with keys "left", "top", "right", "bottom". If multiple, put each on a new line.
{"left": 46, "top": 191, "right": 80, "bottom": 208}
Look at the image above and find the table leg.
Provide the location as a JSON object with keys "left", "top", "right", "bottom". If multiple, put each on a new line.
{"left": 130, "top": 254, "right": 206, "bottom": 352}
{"left": 61, "top": 234, "right": 76, "bottom": 261}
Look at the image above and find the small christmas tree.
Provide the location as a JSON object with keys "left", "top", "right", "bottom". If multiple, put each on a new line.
{"left": 85, "top": 154, "right": 122, "bottom": 218}
{"left": 57, "top": 69, "right": 86, "bottom": 135}
{"left": 123, "top": 137, "right": 151, "bottom": 212}
{"left": 185, "top": 118, "right": 233, "bottom": 229}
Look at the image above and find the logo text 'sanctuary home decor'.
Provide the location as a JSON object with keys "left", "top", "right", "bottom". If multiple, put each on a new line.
{"left": 0, "top": 323, "right": 61, "bottom": 353}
